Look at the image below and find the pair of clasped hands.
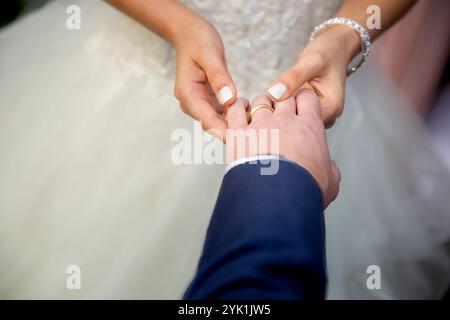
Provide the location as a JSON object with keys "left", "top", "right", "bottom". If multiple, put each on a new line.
{"left": 174, "top": 21, "right": 358, "bottom": 206}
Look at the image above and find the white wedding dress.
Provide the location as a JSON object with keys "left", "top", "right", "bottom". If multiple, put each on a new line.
{"left": 0, "top": 0, "right": 449, "bottom": 299}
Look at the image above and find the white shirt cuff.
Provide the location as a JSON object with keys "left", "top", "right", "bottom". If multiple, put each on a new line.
{"left": 225, "top": 155, "right": 297, "bottom": 174}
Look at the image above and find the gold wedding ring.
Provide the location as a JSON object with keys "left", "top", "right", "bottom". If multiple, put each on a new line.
{"left": 248, "top": 104, "right": 274, "bottom": 122}
{"left": 305, "top": 82, "right": 324, "bottom": 98}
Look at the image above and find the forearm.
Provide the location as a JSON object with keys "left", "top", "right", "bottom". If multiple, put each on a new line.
{"left": 106, "top": 0, "right": 203, "bottom": 46}
{"left": 333, "top": 0, "right": 417, "bottom": 60}
{"left": 338, "top": 0, "right": 417, "bottom": 39}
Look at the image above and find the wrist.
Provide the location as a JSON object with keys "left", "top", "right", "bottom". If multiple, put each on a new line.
{"left": 162, "top": 3, "right": 203, "bottom": 47}
{"left": 320, "top": 25, "right": 362, "bottom": 64}
{"left": 171, "top": 14, "right": 209, "bottom": 49}
{"left": 315, "top": 25, "right": 362, "bottom": 66}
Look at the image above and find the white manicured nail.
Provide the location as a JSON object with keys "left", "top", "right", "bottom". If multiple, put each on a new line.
{"left": 219, "top": 86, "right": 233, "bottom": 104}
{"left": 268, "top": 83, "right": 288, "bottom": 100}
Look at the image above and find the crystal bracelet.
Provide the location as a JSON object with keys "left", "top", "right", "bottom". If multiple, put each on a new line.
{"left": 310, "top": 17, "right": 372, "bottom": 76}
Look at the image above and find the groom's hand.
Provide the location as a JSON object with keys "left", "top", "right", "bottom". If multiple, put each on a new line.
{"left": 226, "top": 90, "right": 340, "bottom": 207}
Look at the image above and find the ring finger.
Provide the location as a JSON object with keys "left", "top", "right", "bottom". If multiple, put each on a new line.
{"left": 249, "top": 95, "right": 274, "bottom": 122}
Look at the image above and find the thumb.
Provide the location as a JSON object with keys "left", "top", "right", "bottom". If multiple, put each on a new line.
{"left": 268, "top": 57, "right": 322, "bottom": 101}
{"left": 201, "top": 51, "right": 237, "bottom": 107}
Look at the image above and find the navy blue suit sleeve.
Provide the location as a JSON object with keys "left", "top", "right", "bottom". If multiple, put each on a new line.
{"left": 183, "top": 160, "right": 327, "bottom": 300}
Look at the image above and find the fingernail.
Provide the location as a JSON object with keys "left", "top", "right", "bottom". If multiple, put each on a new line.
{"left": 268, "top": 83, "right": 288, "bottom": 100}
{"left": 219, "top": 86, "right": 234, "bottom": 104}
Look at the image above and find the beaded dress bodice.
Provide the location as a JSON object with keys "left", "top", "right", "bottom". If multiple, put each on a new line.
{"left": 182, "top": 0, "right": 342, "bottom": 96}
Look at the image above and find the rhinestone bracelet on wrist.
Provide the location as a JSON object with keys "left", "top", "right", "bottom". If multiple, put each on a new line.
{"left": 310, "top": 17, "right": 372, "bottom": 76}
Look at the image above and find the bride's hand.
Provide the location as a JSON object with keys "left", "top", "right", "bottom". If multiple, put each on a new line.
{"left": 267, "top": 26, "right": 360, "bottom": 128}
{"left": 173, "top": 19, "right": 237, "bottom": 141}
